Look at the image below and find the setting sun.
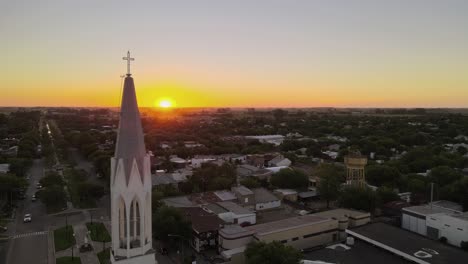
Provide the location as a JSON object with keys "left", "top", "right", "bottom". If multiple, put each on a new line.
{"left": 156, "top": 99, "right": 174, "bottom": 108}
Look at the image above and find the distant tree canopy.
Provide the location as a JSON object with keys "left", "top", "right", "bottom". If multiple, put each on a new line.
{"left": 429, "top": 166, "right": 462, "bottom": 187}
{"left": 270, "top": 168, "right": 309, "bottom": 190}
{"left": 189, "top": 163, "right": 237, "bottom": 192}
{"left": 245, "top": 241, "right": 303, "bottom": 264}
{"left": 339, "top": 186, "right": 376, "bottom": 212}
{"left": 366, "top": 165, "right": 401, "bottom": 188}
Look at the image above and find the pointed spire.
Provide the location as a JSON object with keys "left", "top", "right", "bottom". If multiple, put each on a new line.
{"left": 114, "top": 52, "right": 146, "bottom": 182}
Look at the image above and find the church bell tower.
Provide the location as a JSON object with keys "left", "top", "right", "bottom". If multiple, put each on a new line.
{"left": 110, "top": 51, "right": 156, "bottom": 264}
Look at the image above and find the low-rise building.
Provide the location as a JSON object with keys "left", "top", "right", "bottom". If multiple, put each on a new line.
{"left": 204, "top": 202, "right": 256, "bottom": 226}
{"left": 252, "top": 188, "right": 281, "bottom": 211}
{"left": 180, "top": 207, "right": 224, "bottom": 253}
{"left": 247, "top": 215, "right": 339, "bottom": 250}
{"left": 313, "top": 209, "right": 370, "bottom": 240}
{"left": 274, "top": 189, "right": 298, "bottom": 202}
{"left": 232, "top": 186, "right": 255, "bottom": 207}
{"left": 402, "top": 201, "right": 468, "bottom": 248}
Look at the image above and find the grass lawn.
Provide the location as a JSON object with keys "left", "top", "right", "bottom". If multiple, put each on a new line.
{"left": 97, "top": 248, "right": 110, "bottom": 264}
{"left": 86, "top": 222, "right": 111, "bottom": 242}
{"left": 54, "top": 226, "right": 76, "bottom": 252}
{"left": 56, "top": 256, "right": 81, "bottom": 264}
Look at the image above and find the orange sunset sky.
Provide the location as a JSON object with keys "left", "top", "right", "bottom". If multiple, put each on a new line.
{"left": 1, "top": 0, "right": 468, "bottom": 108}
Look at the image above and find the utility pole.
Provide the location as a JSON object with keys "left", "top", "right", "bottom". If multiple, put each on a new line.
{"left": 430, "top": 182, "right": 434, "bottom": 210}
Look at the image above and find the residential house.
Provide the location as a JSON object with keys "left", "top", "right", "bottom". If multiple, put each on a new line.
{"left": 180, "top": 207, "right": 224, "bottom": 253}
{"left": 252, "top": 188, "right": 281, "bottom": 211}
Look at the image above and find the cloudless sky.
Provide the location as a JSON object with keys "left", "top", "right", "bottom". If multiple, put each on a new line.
{"left": 1, "top": 0, "right": 468, "bottom": 108}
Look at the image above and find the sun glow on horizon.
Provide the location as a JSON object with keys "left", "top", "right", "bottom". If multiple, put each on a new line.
{"left": 156, "top": 98, "right": 174, "bottom": 108}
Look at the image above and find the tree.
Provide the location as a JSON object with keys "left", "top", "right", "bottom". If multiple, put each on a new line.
{"left": 40, "top": 172, "right": 64, "bottom": 188}
{"left": 76, "top": 182, "right": 105, "bottom": 201}
{"left": 376, "top": 187, "right": 400, "bottom": 206}
{"left": 39, "top": 185, "right": 67, "bottom": 210}
{"left": 270, "top": 169, "right": 308, "bottom": 189}
{"left": 338, "top": 186, "right": 376, "bottom": 212}
{"left": 240, "top": 177, "right": 261, "bottom": 189}
{"left": 245, "top": 241, "right": 303, "bottom": 264}
{"left": 429, "top": 166, "right": 462, "bottom": 187}
{"left": 152, "top": 206, "right": 191, "bottom": 243}
{"left": 366, "top": 165, "right": 401, "bottom": 188}
{"left": 316, "top": 165, "right": 342, "bottom": 208}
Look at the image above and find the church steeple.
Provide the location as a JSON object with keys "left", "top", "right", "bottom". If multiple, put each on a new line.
{"left": 110, "top": 52, "right": 156, "bottom": 263}
{"left": 114, "top": 51, "right": 146, "bottom": 183}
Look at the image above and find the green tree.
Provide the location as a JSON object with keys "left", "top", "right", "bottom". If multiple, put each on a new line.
{"left": 240, "top": 177, "right": 261, "bottom": 189}
{"left": 366, "top": 165, "right": 401, "bottom": 188}
{"left": 152, "top": 206, "right": 191, "bottom": 243}
{"left": 40, "top": 172, "right": 64, "bottom": 187}
{"left": 270, "top": 169, "right": 308, "bottom": 189}
{"left": 316, "top": 165, "right": 342, "bottom": 208}
{"left": 429, "top": 166, "right": 462, "bottom": 187}
{"left": 245, "top": 241, "right": 303, "bottom": 264}
{"left": 39, "top": 185, "right": 67, "bottom": 211}
{"left": 338, "top": 186, "right": 376, "bottom": 212}
{"left": 376, "top": 187, "right": 400, "bottom": 206}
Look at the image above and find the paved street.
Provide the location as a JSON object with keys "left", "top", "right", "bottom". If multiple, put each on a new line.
{"left": 6, "top": 159, "right": 49, "bottom": 264}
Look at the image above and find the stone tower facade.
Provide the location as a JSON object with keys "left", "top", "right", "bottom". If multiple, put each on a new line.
{"left": 110, "top": 52, "right": 156, "bottom": 264}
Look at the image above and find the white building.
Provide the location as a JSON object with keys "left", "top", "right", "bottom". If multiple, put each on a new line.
{"left": 268, "top": 155, "right": 292, "bottom": 167}
{"left": 110, "top": 53, "right": 155, "bottom": 264}
{"left": 402, "top": 201, "right": 467, "bottom": 248}
{"left": 426, "top": 212, "right": 468, "bottom": 247}
{"left": 245, "top": 135, "right": 285, "bottom": 146}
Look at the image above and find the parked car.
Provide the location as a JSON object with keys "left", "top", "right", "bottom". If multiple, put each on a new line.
{"left": 23, "top": 214, "right": 32, "bottom": 223}
{"left": 0, "top": 226, "right": 7, "bottom": 232}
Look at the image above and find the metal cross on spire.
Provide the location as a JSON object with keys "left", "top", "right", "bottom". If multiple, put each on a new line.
{"left": 122, "top": 51, "right": 135, "bottom": 76}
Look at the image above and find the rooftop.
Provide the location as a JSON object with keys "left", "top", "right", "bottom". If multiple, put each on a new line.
{"left": 274, "top": 189, "right": 298, "bottom": 196}
{"left": 203, "top": 203, "right": 228, "bottom": 215}
{"left": 180, "top": 207, "right": 224, "bottom": 234}
{"left": 347, "top": 222, "right": 468, "bottom": 264}
{"left": 232, "top": 186, "right": 254, "bottom": 196}
{"left": 214, "top": 190, "right": 237, "bottom": 201}
{"left": 217, "top": 201, "right": 254, "bottom": 215}
{"left": 162, "top": 196, "right": 195, "bottom": 208}
{"left": 219, "top": 225, "right": 255, "bottom": 239}
{"left": 403, "top": 202, "right": 462, "bottom": 217}
{"left": 313, "top": 208, "right": 370, "bottom": 221}
{"left": 247, "top": 215, "right": 330, "bottom": 236}
{"left": 253, "top": 188, "right": 280, "bottom": 203}
{"left": 304, "top": 240, "right": 411, "bottom": 264}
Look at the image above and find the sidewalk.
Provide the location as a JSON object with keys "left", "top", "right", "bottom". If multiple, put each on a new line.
{"left": 52, "top": 224, "right": 101, "bottom": 264}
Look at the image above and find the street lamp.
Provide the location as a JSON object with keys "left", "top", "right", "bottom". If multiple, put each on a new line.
{"left": 100, "top": 216, "right": 105, "bottom": 251}
{"left": 72, "top": 233, "right": 76, "bottom": 260}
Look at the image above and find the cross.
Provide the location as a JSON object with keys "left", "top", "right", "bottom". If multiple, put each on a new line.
{"left": 122, "top": 51, "right": 135, "bottom": 75}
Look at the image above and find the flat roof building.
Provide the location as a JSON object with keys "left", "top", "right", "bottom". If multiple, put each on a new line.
{"left": 347, "top": 222, "right": 468, "bottom": 264}
{"left": 247, "top": 215, "right": 339, "bottom": 251}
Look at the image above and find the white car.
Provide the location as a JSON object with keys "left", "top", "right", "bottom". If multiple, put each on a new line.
{"left": 31, "top": 195, "right": 37, "bottom": 202}
{"left": 23, "top": 214, "right": 32, "bottom": 223}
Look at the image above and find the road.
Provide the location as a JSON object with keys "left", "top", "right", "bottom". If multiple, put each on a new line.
{"left": 6, "top": 159, "right": 49, "bottom": 264}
